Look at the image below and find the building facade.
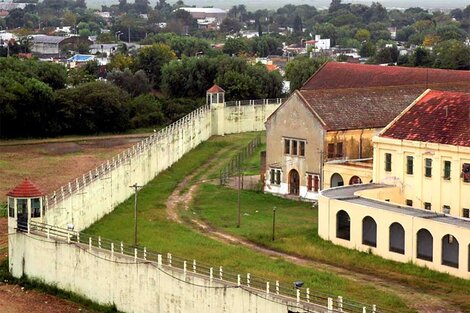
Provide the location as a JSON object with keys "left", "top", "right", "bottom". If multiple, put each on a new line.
{"left": 264, "top": 62, "right": 470, "bottom": 200}
{"left": 318, "top": 89, "right": 470, "bottom": 279}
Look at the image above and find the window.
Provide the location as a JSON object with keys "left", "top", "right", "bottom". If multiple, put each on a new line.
{"left": 270, "top": 169, "right": 281, "bottom": 185}
{"left": 313, "top": 175, "right": 319, "bottom": 192}
{"left": 443, "top": 205, "right": 451, "bottom": 214}
{"left": 292, "top": 140, "right": 298, "bottom": 155}
{"left": 299, "top": 141, "right": 305, "bottom": 157}
{"left": 8, "top": 198, "right": 14, "bottom": 218}
{"left": 31, "top": 198, "right": 41, "bottom": 218}
{"left": 463, "top": 208, "right": 469, "bottom": 218}
{"left": 327, "top": 143, "right": 335, "bottom": 158}
{"left": 336, "top": 142, "right": 343, "bottom": 158}
{"left": 424, "top": 158, "right": 432, "bottom": 177}
{"left": 270, "top": 169, "right": 275, "bottom": 184}
{"left": 463, "top": 163, "right": 470, "bottom": 183}
{"left": 385, "top": 153, "right": 392, "bottom": 172}
{"left": 406, "top": 199, "right": 413, "bottom": 206}
{"left": 443, "top": 161, "right": 451, "bottom": 180}
{"left": 284, "top": 139, "right": 290, "bottom": 154}
{"left": 307, "top": 175, "right": 312, "bottom": 191}
{"left": 406, "top": 156, "right": 414, "bottom": 175}
{"left": 17, "top": 199, "right": 27, "bottom": 217}
{"left": 275, "top": 170, "right": 281, "bottom": 185}
{"left": 424, "top": 202, "right": 432, "bottom": 210}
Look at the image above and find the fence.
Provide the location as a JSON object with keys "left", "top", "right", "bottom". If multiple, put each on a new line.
{"left": 219, "top": 133, "right": 263, "bottom": 185}
{"left": 21, "top": 220, "right": 390, "bottom": 313}
{"left": 225, "top": 98, "right": 285, "bottom": 107}
{"left": 43, "top": 105, "right": 210, "bottom": 210}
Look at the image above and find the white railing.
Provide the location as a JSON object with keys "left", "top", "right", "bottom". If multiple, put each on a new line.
{"left": 224, "top": 98, "right": 285, "bottom": 107}
{"left": 44, "top": 105, "right": 210, "bottom": 210}
{"left": 21, "top": 221, "right": 387, "bottom": 313}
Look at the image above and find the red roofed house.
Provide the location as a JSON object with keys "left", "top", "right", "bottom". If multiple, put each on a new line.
{"left": 374, "top": 89, "right": 470, "bottom": 218}
{"left": 317, "top": 89, "right": 470, "bottom": 279}
{"left": 7, "top": 178, "right": 45, "bottom": 231}
{"left": 264, "top": 62, "right": 470, "bottom": 200}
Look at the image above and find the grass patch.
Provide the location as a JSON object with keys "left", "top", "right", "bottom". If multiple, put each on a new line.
{"left": 85, "top": 134, "right": 413, "bottom": 313}
{"left": 0, "top": 259, "right": 120, "bottom": 312}
{"left": 192, "top": 183, "right": 470, "bottom": 313}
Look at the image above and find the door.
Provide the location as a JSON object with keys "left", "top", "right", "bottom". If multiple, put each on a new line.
{"left": 289, "top": 169, "right": 300, "bottom": 195}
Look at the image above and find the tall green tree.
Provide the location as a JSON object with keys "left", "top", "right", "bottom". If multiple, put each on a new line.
{"left": 285, "top": 56, "right": 329, "bottom": 92}
{"left": 133, "top": 43, "right": 176, "bottom": 88}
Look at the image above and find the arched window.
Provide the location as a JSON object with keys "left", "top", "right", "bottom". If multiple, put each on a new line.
{"left": 389, "top": 222, "right": 405, "bottom": 254}
{"left": 417, "top": 229, "right": 433, "bottom": 262}
{"left": 331, "top": 173, "right": 344, "bottom": 187}
{"left": 362, "top": 216, "right": 377, "bottom": 247}
{"left": 336, "top": 210, "right": 350, "bottom": 240}
{"left": 349, "top": 176, "right": 362, "bottom": 185}
{"left": 442, "top": 234, "right": 459, "bottom": 268}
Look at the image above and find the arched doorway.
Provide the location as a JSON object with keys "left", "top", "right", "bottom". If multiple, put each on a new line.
{"left": 349, "top": 176, "right": 362, "bottom": 185}
{"left": 336, "top": 210, "right": 350, "bottom": 240}
{"left": 417, "top": 228, "right": 433, "bottom": 262}
{"left": 442, "top": 234, "right": 459, "bottom": 268}
{"left": 362, "top": 216, "right": 377, "bottom": 247}
{"left": 331, "top": 173, "right": 344, "bottom": 187}
{"left": 288, "top": 169, "right": 300, "bottom": 195}
{"left": 389, "top": 222, "right": 405, "bottom": 254}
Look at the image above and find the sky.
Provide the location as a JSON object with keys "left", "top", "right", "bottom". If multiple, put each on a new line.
{"left": 88, "top": 0, "right": 470, "bottom": 10}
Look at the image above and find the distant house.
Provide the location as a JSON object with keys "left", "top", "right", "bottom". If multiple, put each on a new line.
{"left": 264, "top": 62, "right": 470, "bottom": 200}
{"left": 31, "top": 35, "right": 93, "bottom": 58}
{"left": 305, "top": 35, "right": 330, "bottom": 51}
{"left": 178, "top": 7, "right": 226, "bottom": 24}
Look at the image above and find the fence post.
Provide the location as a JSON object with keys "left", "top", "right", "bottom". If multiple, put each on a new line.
{"left": 306, "top": 288, "right": 310, "bottom": 303}
{"left": 89, "top": 237, "right": 92, "bottom": 250}
{"left": 98, "top": 236, "right": 101, "bottom": 249}
{"left": 143, "top": 247, "right": 147, "bottom": 260}
{"left": 337, "top": 296, "right": 343, "bottom": 312}
{"left": 219, "top": 266, "right": 223, "bottom": 280}
{"left": 183, "top": 261, "right": 187, "bottom": 280}
{"left": 111, "top": 242, "right": 114, "bottom": 257}
{"left": 77, "top": 232, "right": 80, "bottom": 244}
{"left": 296, "top": 289, "right": 300, "bottom": 303}
{"left": 328, "top": 298, "right": 333, "bottom": 312}
{"left": 276, "top": 280, "right": 279, "bottom": 295}
{"left": 120, "top": 241, "right": 124, "bottom": 254}
{"left": 134, "top": 248, "right": 137, "bottom": 262}
{"left": 266, "top": 282, "right": 269, "bottom": 295}
{"left": 167, "top": 253, "right": 172, "bottom": 266}
{"left": 373, "top": 305, "right": 376, "bottom": 313}
{"left": 157, "top": 254, "right": 162, "bottom": 268}
{"left": 193, "top": 259, "right": 196, "bottom": 273}
{"left": 363, "top": 307, "right": 367, "bottom": 313}
{"left": 247, "top": 273, "right": 250, "bottom": 287}
{"left": 67, "top": 231, "right": 70, "bottom": 243}
{"left": 47, "top": 226, "right": 50, "bottom": 239}
{"left": 237, "top": 274, "right": 241, "bottom": 286}
{"left": 209, "top": 267, "right": 213, "bottom": 284}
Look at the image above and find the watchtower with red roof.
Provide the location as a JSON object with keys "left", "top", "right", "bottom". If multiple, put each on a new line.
{"left": 7, "top": 178, "right": 45, "bottom": 231}
{"left": 206, "top": 84, "right": 225, "bottom": 106}
{"left": 207, "top": 84, "right": 226, "bottom": 135}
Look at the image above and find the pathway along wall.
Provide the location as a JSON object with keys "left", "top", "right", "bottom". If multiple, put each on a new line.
{"left": 9, "top": 232, "right": 313, "bottom": 313}
{"left": 40, "top": 101, "right": 281, "bottom": 232}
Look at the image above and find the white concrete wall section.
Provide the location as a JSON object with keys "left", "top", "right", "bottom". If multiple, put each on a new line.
{"left": 9, "top": 232, "right": 319, "bottom": 313}
{"left": 43, "top": 106, "right": 212, "bottom": 231}
{"left": 223, "top": 103, "right": 280, "bottom": 135}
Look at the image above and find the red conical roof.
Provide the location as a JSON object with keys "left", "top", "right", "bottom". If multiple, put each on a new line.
{"left": 7, "top": 178, "right": 45, "bottom": 197}
{"left": 207, "top": 84, "right": 225, "bottom": 93}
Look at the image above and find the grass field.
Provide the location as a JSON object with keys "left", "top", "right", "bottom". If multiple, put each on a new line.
{"left": 191, "top": 184, "right": 470, "bottom": 312}
{"left": 85, "top": 133, "right": 413, "bottom": 313}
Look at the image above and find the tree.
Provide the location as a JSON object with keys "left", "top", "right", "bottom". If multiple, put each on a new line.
{"left": 360, "top": 41, "right": 376, "bottom": 58}
{"left": 219, "top": 17, "right": 242, "bottom": 34}
{"left": 355, "top": 28, "right": 371, "bottom": 42}
{"left": 293, "top": 14, "right": 303, "bottom": 34}
{"left": 108, "top": 69, "right": 151, "bottom": 97}
{"left": 285, "top": 56, "right": 329, "bottom": 92}
{"left": 433, "top": 40, "right": 470, "bottom": 70}
{"left": 374, "top": 46, "right": 398, "bottom": 64}
{"left": 223, "top": 38, "right": 249, "bottom": 56}
{"left": 215, "top": 71, "right": 260, "bottom": 100}
{"left": 129, "top": 94, "right": 165, "bottom": 128}
{"left": 409, "top": 47, "right": 433, "bottom": 67}
{"left": 329, "top": 0, "right": 344, "bottom": 13}
{"left": 133, "top": 43, "right": 176, "bottom": 88}
{"left": 108, "top": 53, "right": 133, "bottom": 71}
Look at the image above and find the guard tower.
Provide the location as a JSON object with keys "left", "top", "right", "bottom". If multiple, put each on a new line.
{"left": 7, "top": 178, "right": 45, "bottom": 232}
{"left": 207, "top": 84, "right": 225, "bottom": 136}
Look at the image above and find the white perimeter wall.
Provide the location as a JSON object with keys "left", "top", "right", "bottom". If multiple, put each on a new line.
{"left": 9, "top": 233, "right": 312, "bottom": 313}
{"left": 223, "top": 104, "right": 280, "bottom": 135}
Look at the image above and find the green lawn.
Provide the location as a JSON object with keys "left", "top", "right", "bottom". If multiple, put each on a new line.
{"left": 84, "top": 133, "right": 414, "bottom": 313}
{"left": 191, "top": 183, "right": 470, "bottom": 313}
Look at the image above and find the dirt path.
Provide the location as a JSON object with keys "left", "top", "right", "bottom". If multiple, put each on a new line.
{"left": 165, "top": 159, "right": 461, "bottom": 313}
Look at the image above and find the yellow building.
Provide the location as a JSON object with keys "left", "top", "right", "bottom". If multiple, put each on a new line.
{"left": 318, "top": 90, "right": 470, "bottom": 279}
{"left": 264, "top": 62, "right": 470, "bottom": 200}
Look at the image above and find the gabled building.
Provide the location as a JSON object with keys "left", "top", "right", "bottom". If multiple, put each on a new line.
{"left": 318, "top": 89, "right": 470, "bottom": 279}
{"left": 264, "top": 62, "right": 470, "bottom": 200}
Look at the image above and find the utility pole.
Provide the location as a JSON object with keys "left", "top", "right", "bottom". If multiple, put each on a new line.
{"left": 272, "top": 206, "right": 276, "bottom": 241}
{"left": 128, "top": 25, "right": 131, "bottom": 44}
{"left": 237, "top": 165, "right": 241, "bottom": 228}
{"left": 130, "top": 183, "right": 142, "bottom": 246}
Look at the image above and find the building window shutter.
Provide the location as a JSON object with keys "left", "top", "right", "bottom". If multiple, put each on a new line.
{"left": 406, "top": 156, "right": 413, "bottom": 175}
{"left": 299, "top": 141, "right": 305, "bottom": 156}
{"left": 313, "top": 175, "right": 319, "bottom": 192}
{"left": 307, "top": 175, "right": 312, "bottom": 191}
{"left": 275, "top": 170, "right": 281, "bottom": 185}
{"left": 284, "top": 139, "right": 290, "bottom": 154}
{"left": 327, "top": 143, "right": 334, "bottom": 158}
{"left": 425, "top": 158, "right": 432, "bottom": 177}
{"left": 270, "top": 169, "right": 275, "bottom": 184}
{"left": 336, "top": 142, "right": 343, "bottom": 157}
{"left": 443, "top": 161, "right": 451, "bottom": 180}
{"left": 385, "top": 153, "right": 392, "bottom": 172}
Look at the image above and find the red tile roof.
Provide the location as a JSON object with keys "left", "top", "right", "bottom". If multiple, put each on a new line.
{"left": 302, "top": 62, "right": 470, "bottom": 90}
{"left": 7, "top": 178, "right": 45, "bottom": 198}
{"left": 297, "top": 82, "right": 470, "bottom": 131}
{"left": 207, "top": 84, "right": 225, "bottom": 93}
{"left": 381, "top": 90, "right": 470, "bottom": 147}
